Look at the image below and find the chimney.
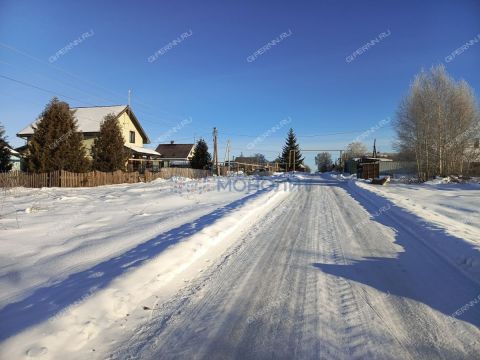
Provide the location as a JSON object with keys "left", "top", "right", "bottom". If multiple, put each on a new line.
{"left": 170, "top": 140, "right": 174, "bottom": 145}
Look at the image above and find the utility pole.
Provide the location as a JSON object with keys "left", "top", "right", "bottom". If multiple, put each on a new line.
{"left": 213, "top": 127, "right": 219, "bottom": 176}
{"left": 223, "top": 139, "right": 231, "bottom": 172}
{"left": 373, "top": 138, "right": 377, "bottom": 158}
{"left": 289, "top": 149, "right": 296, "bottom": 172}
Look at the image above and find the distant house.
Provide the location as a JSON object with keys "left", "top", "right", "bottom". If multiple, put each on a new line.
{"left": 17, "top": 105, "right": 161, "bottom": 171}
{"left": 155, "top": 141, "right": 195, "bottom": 167}
{"left": 7, "top": 147, "right": 21, "bottom": 171}
{"left": 233, "top": 156, "right": 263, "bottom": 165}
{"left": 468, "top": 137, "right": 480, "bottom": 155}
{"left": 466, "top": 137, "right": 480, "bottom": 175}
{"left": 229, "top": 155, "right": 272, "bottom": 174}
{"left": 345, "top": 156, "right": 418, "bottom": 179}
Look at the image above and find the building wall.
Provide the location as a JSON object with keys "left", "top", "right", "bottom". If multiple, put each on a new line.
{"left": 379, "top": 161, "right": 417, "bottom": 175}
{"left": 187, "top": 146, "right": 195, "bottom": 160}
{"left": 81, "top": 111, "right": 145, "bottom": 157}
{"left": 10, "top": 156, "right": 21, "bottom": 171}
{"left": 117, "top": 112, "right": 144, "bottom": 147}
{"left": 19, "top": 110, "right": 146, "bottom": 158}
{"left": 82, "top": 135, "right": 96, "bottom": 157}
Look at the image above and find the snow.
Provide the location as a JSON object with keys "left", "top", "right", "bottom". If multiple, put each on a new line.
{"left": 355, "top": 179, "right": 480, "bottom": 285}
{"left": 356, "top": 179, "right": 480, "bottom": 248}
{"left": 123, "top": 143, "right": 160, "bottom": 155}
{"left": 17, "top": 105, "right": 128, "bottom": 135}
{"left": 1, "top": 174, "right": 479, "bottom": 359}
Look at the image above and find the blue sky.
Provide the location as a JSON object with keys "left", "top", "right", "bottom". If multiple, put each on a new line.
{"left": 1, "top": 0, "right": 479, "bottom": 168}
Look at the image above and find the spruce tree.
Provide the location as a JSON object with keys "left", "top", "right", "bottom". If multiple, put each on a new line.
{"left": 26, "top": 98, "right": 89, "bottom": 173}
{"left": 0, "top": 123, "right": 13, "bottom": 172}
{"left": 91, "top": 114, "right": 128, "bottom": 172}
{"left": 281, "top": 128, "right": 304, "bottom": 171}
{"left": 190, "top": 138, "right": 211, "bottom": 169}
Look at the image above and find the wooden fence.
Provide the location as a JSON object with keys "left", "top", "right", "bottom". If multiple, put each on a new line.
{"left": 0, "top": 170, "right": 141, "bottom": 188}
{"left": 0, "top": 168, "right": 212, "bottom": 189}
{"left": 145, "top": 168, "right": 211, "bottom": 182}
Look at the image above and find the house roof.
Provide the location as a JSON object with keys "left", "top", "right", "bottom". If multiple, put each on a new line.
{"left": 233, "top": 156, "right": 265, "bottom": 164}
{"left": 155, "top": 143, "right": 194, "bottom": 159}
{"left": 17, "top": 105, "right": 151, "bottom": 144}
{"left": 124, "top": 143, "right": 160, "bottom": 157}
{"left": 7, "top": 147, "right": 20, "bottom": 156}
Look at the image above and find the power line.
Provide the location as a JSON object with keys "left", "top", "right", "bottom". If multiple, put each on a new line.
{"left": 0, "top": 74, "right": 182, "bottom": 136}
{"left": 220, "top": 128, "right": 392, "bottom": 139}
{"left": 0, "top": 68, "right": 178, "bottom": 127}
{"left": 0, "top": 42, "right": 181, "bottom": 126}
{"left": 0, "top": 56, "right": 124, "bottom": 106}
{"left": 0, "top": 42, "right": 137, "bottom": 106}
{"left": 300, "top": 130, "right": 385, "bottom": 137}
{"left": 0, "top": 69, "right": 178, "bottom": 128}
{"left": 0, "top": 74, "right": 94, "bottom": 106}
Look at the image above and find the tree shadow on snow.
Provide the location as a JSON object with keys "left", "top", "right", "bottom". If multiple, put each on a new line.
{"left": 0, "top": 186, "right": 275, "bottom": 342}
{"left": 313, "top": 177, "right": 480, "bottom": 329}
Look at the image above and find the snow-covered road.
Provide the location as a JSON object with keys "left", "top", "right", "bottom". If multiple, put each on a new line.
{"left": 1, "top": 175, "right": 479, "bottom": 359}
{"left": 112, "top": 175, "right": 480, "bottom": 359}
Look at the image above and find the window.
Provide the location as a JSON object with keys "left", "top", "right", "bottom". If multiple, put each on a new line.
{"left": 129, "top": 131, "right": 135, "bottom": 144}
{"left": 474, "top": 138, "right": 479, "bottom": 149}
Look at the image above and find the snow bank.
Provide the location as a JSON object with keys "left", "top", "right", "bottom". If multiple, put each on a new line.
{"left": 0, "top": 177, "right": 279, "bottom": 309}
{"left": 355, "top": 180, "right": 480, "bottom": 280}
{"left": 0, "top": 177, "right": 289, "bottom": 359}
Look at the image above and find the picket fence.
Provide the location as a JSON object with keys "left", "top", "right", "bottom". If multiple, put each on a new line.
{"left": 144, "top": 168, "right": 211, "bottom": 182}
{"left": 0, "top": 168, "right": 211, "bottom": 189}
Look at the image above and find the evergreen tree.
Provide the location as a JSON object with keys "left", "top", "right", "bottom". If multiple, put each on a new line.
{"left": 281, "top": 128, "right": 304, "bottom": 171}
{"left": 91, "top": 114, "right": 129, "bottom": 172}
{"left": 0, "top": 123, "right": 12, "bottom": 172}
{"left": 190, "top": 138, "right": 211, "bottom": 169}
{"left": 26, "top": 98, "right": 89, "bottom": 173}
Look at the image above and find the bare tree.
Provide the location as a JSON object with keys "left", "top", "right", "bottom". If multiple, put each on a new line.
{"left": 395, "top": 65, "right": 480, "bottom": 180}
{"left": 253, "top": 153, "right": 267, "bottom": 164}
{"left": 315, "top": 152, "right": 333, "bottom": 172}
{"left": 345, "top": 142, "right": 368, "bottom": 159}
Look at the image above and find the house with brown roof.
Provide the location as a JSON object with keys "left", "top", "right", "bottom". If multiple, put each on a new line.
{"left": 155, "top": 141, "right": 195, "bottom": 167}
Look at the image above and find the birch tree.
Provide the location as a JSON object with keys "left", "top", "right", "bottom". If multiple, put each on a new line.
{"left": 395, "top": 66, "right": 480, "bottom": 180}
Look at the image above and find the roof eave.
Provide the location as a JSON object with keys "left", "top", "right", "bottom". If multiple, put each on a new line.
{"left": 16, "top": 133, "right": 31, "bottom": 139}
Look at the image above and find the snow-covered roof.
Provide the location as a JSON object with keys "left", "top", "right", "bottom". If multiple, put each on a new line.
{"left": 368, "top": 157, "right": 393, "bottom": 162}
{"left": 124, "top": 143, "right": 161, "bottom": 156}
{"left": 17, "top": 105, "right": 151, "bottom": 143}
{"left": 7, "top": 147, "right": 20, "bottom": 156}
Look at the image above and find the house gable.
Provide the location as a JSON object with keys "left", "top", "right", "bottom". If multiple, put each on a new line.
{"left": 16, "top": 105, "right": 151, "bottom": 154}
{"left": 155, "top": 143, "right": 195, "bottom": 160}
